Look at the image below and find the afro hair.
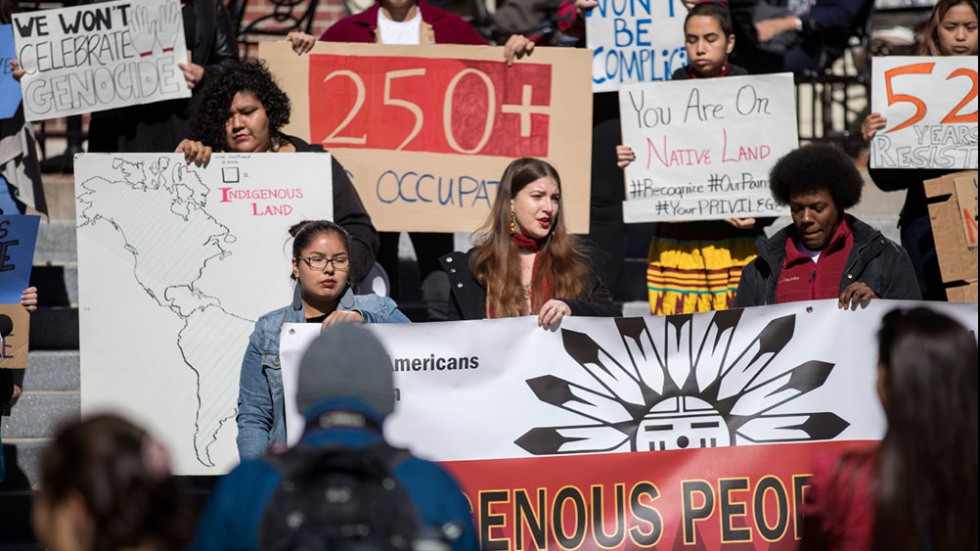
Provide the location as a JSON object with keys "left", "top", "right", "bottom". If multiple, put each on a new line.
{"left": 189, "top": 61, "right": 291, "bottom": 150}
{"left": 769, "top": 143, "right": 863, "bottom": 210}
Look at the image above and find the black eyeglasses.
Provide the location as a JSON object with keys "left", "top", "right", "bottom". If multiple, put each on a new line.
{"left": 297, "top": 255, "right": 350, "bottom": 271}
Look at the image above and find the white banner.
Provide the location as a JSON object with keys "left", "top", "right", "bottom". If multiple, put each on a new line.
{"left": 76, "top": 153, "right": 333, "bottom": 475}
{"left": 585, "top": 0, "right": 685, "bottom": 93}
{"left": 870, "top": 56, "right": 979, "bottom": 169}
{"left": 12, "top": 0, "right": 190, "bottom": 121}
{"left": 620, "top": 73, "right": 796, "bottom": 223}
{"left": 280, "top": 300, "right": 977, "bottom": 463}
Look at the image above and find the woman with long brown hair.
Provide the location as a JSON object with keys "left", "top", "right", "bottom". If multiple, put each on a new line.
{"left": 439, "top": 157, "right": 620, "bottom": 326}
{"left": 800, "top": 307, "right": 978, "bottom": 551}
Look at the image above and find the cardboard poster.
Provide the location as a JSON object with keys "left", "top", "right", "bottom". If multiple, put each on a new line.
{"left": 870, "top": 56, "right": 978, "bottom": 169}
{"left": 924, "top": 170, "right": 978, "bottom": 302}
{"left": 76, "top": 153, "right": 333, "bottom": 474}
{"left": 12, "top": 0, "right": 190, "bottom": 121}
{"left": 0, "top": 304, "right": 29, "bottom": 369}
{"left": 585, "top": 0, "right": 686, "bottom": 93}
{"left": 0, "top": 24, "right": 22, "bottom": 119}
{"left": 260, "top": 41, "right": 593, "bottom": 233}
{"left": 619, "top": 73, "right": 796, "bottom": 222}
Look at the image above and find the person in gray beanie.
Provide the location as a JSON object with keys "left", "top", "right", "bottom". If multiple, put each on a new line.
{"left": 191, "top": 324, "right": 478, "bottom": 551}
{"left": 295, "top": 323, "right": 395, "bottom": 418}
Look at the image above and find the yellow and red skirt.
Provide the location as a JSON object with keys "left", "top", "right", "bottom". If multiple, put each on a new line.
{"left": 647, "top": 221, "right": 762, "bottom": 315}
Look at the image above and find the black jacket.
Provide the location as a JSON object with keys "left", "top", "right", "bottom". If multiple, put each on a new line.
{"left": 439, "top": 249, "right": 622, "bottom": 320}
{"left": 287, "top": 136, "right": 380, "bottom": 285}
{"left": 733, "top": 214, "right": 921, "bottom": 307}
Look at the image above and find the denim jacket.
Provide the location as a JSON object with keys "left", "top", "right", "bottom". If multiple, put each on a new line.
{"left": 236, "top": 293, "right": 410, "bottom": 459}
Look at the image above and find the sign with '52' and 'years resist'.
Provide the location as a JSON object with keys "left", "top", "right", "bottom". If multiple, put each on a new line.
{"left": 260, "top": 41, "right": 593, "bottom": 233}
{"left": 870, "top": 56, "right": 978, "bottom": 170}
{"left": 12, "top": 0, "right": 190, "bottom": 121}
{"left": 620, "top": 73, "right": 797, "bottom": 222}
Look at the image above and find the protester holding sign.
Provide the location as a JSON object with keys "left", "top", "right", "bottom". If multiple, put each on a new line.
{"left": 439, "top": 157, "right": 620, "bottom": 326}
{"left": 734, "top": 144, "right": 920, "bottom": 309}
{"left": 286, "top": 0, "right": 533, "bottom": 321}
{"left": 618, "top": 3, "right": 769, "bottom": 315}
{"left": 800, "top": 307, "right": 978, "bottom": 550}
{"left": 236, "top": 220, "right": 408, "bottom": 459}
{"left": 859, "top": 0, "right": 978, "bottom": 301}
{"left": 175, "top": 61, "right": 380, "bottom": 285}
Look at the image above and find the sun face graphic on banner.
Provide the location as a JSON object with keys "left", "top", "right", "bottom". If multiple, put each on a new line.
{"left": 516, "top": 310, "right": 850, "bottom": 455}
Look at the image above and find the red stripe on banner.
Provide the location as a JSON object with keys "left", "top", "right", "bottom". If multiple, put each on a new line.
{"left": 307, "top": 54, "right": 551, "bottom": 157}
{"left": 440, "top": 440, "right": 877, "bottom": 550}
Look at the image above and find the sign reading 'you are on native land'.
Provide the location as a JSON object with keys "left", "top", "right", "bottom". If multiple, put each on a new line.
{"left": 620, "top": 73, "right": 797, "bottom": 222}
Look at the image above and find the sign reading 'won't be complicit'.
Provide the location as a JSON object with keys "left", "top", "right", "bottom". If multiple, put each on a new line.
{"left": 12, "top": 0, "right": 189, "bottom": 121}
{"left": 620, "top": 73, "right": 797, "bottom": 222}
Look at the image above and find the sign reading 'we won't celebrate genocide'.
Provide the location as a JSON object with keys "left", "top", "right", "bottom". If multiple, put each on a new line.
{"left": 12, "top": 0, "right": 189, "bottom": 121}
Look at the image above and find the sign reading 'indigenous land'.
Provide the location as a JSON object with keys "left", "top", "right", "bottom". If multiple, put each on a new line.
{"left": 260, "top": 41, "right": 593, "bottom": 233}
{"left": 76, "top": 153, "right": 332, "bottom": 475}
{"left": 870, "top": 56, "right": 978, "bottom": 169}
{"left": 12, "top": 0, "right": 189, "bottom": 121}
{"left": 620, "top": 73, "right": 797, "bottom": 222}
{"left": 586, "top": 0, "right": 686, "bottom": 93}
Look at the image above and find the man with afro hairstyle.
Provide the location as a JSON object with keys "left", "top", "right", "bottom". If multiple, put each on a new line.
{"left": 734, "top": 144, "right": 920, "bottom": 309}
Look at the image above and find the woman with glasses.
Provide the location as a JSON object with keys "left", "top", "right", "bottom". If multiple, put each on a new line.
{"left": 236, "top": 220, "right": 409, "bottom": 459}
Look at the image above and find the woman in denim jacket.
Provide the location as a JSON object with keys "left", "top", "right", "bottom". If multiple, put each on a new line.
{"left": 236, "top": 220, "right": 409, "bottom": 459}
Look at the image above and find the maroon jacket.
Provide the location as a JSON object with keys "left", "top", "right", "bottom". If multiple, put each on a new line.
{"left": 320, "top": 1, "right": 488, "bottom": 45}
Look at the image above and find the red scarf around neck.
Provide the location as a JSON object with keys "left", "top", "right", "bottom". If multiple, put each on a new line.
{"left": 487, "top": 234, "right": 556, "bottom": 318}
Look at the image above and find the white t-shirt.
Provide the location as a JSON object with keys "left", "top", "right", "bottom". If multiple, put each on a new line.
{"left": 377, "top": 9, "right": 422, "bottom": 45}
{"left": 796, "top": 241, "right": 822, "bottom": 263}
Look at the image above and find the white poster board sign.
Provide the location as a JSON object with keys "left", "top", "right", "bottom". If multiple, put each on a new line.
{"left": 585, "top": 0, "right": 685, "bottom": 93}
{"left": 76, "top": 153, "right": 333, "bottom": 475}
{"left": 620, "top": 73, "right": 796, "bottom": 222}
{"left": 12, "top": 0, "right": 190, "bottom": 121}
{"left": 870, "top": 56, "right": 978, "bottom": 169}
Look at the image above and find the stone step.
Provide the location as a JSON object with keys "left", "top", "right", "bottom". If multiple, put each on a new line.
{"left": 34, "top": 221, "right": 77, "bottom": 265}
{"left": 39, "top": 172, "right": 76, "bottom": 223}
{"left": 1, "top": 393, "right": 80, "bottom": 441}
{"left": 22, "top": 351, "right": 80, "bottom": 392}
{"left": 28, "top": 307, "right": 78, "bottom": 351}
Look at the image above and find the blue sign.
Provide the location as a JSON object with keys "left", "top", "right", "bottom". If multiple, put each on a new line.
{"left": 0, "top": 24, "right": 22, "bottom": 119}
{"left": 0, "top": 215, "right": 40, "bottom": 304}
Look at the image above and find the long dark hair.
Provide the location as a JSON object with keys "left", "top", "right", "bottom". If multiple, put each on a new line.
{"left": 920, "top": 0, "right": 978, "bottom": 55}
{"left": 469, "top": 158, "right": 588, "bottom": 317}
{"left": 36, "top": 414, "right": 191, "bottom": 551}
{"left": 871, "top": 307, "right": 978, "bottom": 550}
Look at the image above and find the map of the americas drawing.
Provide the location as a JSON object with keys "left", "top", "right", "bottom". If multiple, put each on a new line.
{"left": 75, "top": 153, "right": 333, "bottom": 474}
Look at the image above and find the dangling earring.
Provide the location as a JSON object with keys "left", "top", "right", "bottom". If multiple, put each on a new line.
{"left": 509, "top": 209, "right": 518, "bottom": 235}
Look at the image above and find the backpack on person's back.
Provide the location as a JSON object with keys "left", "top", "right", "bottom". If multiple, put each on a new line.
{"left": 257, "top": 441, "right": 422, "bottom": 551}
